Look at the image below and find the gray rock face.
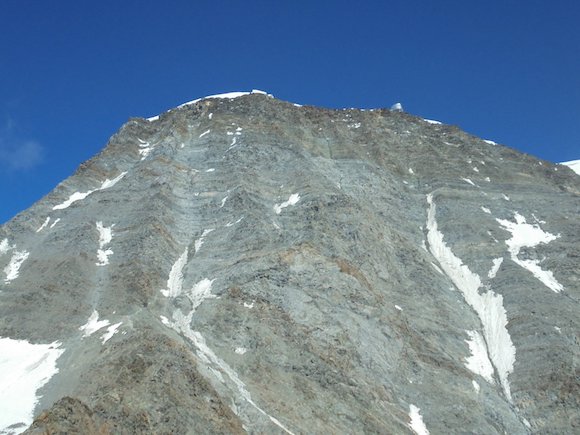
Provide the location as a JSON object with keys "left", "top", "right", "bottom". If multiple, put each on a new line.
{"left": 0, "top": 92, "right": 578, "bottom": 434}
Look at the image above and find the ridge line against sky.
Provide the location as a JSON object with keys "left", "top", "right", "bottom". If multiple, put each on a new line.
{"left": 1, "top": 0, "right": 579, "bottom": 224}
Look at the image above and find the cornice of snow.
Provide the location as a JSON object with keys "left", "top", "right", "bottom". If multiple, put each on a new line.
{"left": 146, "top": 89, "right": 273, "bottom": 121}
{"left": 560, "top": 159, "right": 580, "bottom": 175}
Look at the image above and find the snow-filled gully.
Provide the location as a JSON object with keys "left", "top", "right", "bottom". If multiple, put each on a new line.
{"left": 425, "top": 194, "right": 516, "bottom": 402}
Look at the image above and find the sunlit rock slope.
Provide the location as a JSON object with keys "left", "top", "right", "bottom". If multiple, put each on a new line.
{"left": 1, "top": 91, "right": 579, "bottom": 434}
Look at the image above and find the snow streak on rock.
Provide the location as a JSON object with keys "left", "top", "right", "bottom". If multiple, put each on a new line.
{"left": 99, "top": 172, "right": 127, "bottom": 190}
{"left": 4, "top": 249, "right": 29, "bottom": 283}
{"left": 274, "top": 193, "right": 300, "bottom": 214}
{"left": 194, "top": 229, "right": 214, "bottom": 253}
{"left": 496, "top": 213, "right": 563, "bottom": 293}
{"left": 160, "top": 248, "right": 188, "bottom": 298}
{"left": 0, "top": 337, "right": 64, "bottom": 434}
{"left": 161, "top": 273, "right": 295, "bottom": 434}
{"left": 408, "top": 405, "right": 430, "bottom": 435}
{"left": 52, "top": 172, "right": 127, "bottom": 210}
{"left": 167, "top": 311, "right": 295, "bottom": 435}
{"left": 52, "top": 191, "right": 92, "bottom": 211}
{"left": 96, "top": 222, "right": 114, "bottom": 266}
{"left": 36, "top": 217, "right": 51, "bottom": 233}
{"left": 426, "top": 194, "right": 515, "bottom": 401}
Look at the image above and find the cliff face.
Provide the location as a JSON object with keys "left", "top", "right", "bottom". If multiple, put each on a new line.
{"left": 0, "top": 92, "right": 578, "bottom": 434}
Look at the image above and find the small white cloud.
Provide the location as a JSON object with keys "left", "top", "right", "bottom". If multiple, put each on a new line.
{"left": 0, "top": 140, "right": 44, "bottom": 171}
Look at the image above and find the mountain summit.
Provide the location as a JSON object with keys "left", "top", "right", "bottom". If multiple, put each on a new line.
{"left": 0, "top": 92, "right": 578, "bottom": 434}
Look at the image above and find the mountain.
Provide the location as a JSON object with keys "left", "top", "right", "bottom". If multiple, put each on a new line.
{"left": 0, "top": 91, "right": 578, "bottom": 434}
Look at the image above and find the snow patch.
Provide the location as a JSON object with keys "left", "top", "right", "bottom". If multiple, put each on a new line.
{"left": 496, "top": 213, "right": 563, "bottom": 292}
{"left": 481, "top": 206, "right": 491, "bottom": 214}
{"left": 0, "top": 239, "right": 11, "bottom": 255}
{"left": 49, "top": 218, "right": 60, "bottom": 229}
{"left": 464, "top": 330, "right": 495, "bottom": 383}
{"left": 190, "top": 278, "right": 216, "bottom": 312}
{"left": 206, "top": 168, "right": 215, "bottom": 173}
{"left": 274, "top": 193, "right": 300, "bottom": 214}
{"left": 472, "top": 380, "right": 480, "bottom": 392}
{"left": 408, "top": 168, "right": 414, "bottom": 174}
{"left": 483, "top": 139, "right": 497, "bottom": 145}
{"left": 161, "top": 248, "right": 188, "bottom": 298}
{"left": 408, "top": 405, "right": 430, "bottom": 435}
{"left": 79, "top": 310, "right": 110, "bottom": 337}
{"left": 395, "top": 305, "right": 403, "bottom": 311}
{"left": 4, "top": 250, "right": 29, "bottom": 283}
{"left": 137, "top": 139, "right": 154, "bottom": 159}
{"left": 462, "top": 178, "right": 476, "bottom": 186}
{"left": 95, "top": 221, "right": 114, "bottom": 266}
{"left": 426, "top": 194, "right": 515, "bottom": 401}
{"left": 423, "top": 119, "right": 441, "bottom": 125}
{"left": 199, "top": 130, "right": 210, "bottom": 138}
{"left": 79, "top": 311, "right": 121, "bottom": 343}
{"left": 488, "top": 258, "right": 503, "bottom": 279}
{"left": 0, "top": 338, "right": 64, "bottom": 434}
{"left": 220, "top": 196, "right": 228, "bottom": 208}
{"left": 235, "top": 347, "right": 247, "bottom": 355}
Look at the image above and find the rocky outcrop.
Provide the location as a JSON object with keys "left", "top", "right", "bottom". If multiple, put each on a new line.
{"left": 1, "top": 92, "right": 578, "bottom": 434}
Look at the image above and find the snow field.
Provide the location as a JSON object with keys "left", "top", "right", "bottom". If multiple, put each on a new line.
{"left": 0, "top": 338, "right": 64, "bottom": 434}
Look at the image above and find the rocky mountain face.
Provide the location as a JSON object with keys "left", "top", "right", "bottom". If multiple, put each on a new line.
{"left": 0, "top": 91, "right": 579, "bottom": 434}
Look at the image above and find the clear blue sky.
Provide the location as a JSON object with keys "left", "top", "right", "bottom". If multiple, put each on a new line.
{"left": 1, "top": 0, "right": 579, "bottom": 223}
